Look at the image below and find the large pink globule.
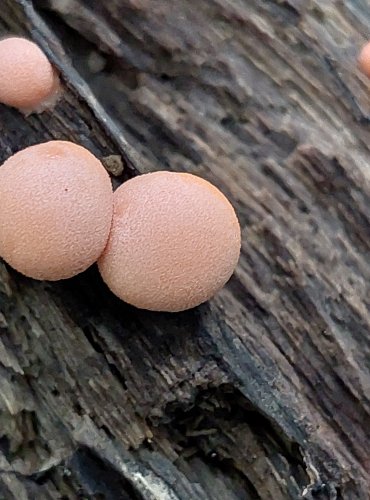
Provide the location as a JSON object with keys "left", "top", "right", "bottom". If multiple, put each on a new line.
{"left": 0, "top": 37, "right": 61, "bottom": 112}
{"left": 0, "top": 141, "right": 113, "bottom": 280}
{"left": 98, "top": 171, "right": 241, "bottom": 312}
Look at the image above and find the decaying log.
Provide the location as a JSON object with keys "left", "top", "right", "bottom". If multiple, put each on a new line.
{"left": 1, "top": 0, "right": 370, "bottom": 498}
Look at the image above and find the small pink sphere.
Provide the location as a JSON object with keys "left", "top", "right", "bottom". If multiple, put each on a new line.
{"left": 98, "top": 171, "right": 241, "bottom": 312}
{"left": 0, "top": 141, "right": 113, "bottom": 280}
{"left": 359, "top": 41, "right": 370, "bottom": 79}
{"left": 0, "top": 37, "right": 61, "bottom": 112}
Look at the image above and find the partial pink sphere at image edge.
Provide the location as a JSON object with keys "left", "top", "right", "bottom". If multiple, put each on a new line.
{"left": 0, "top": 37, "right": 61, "bottom": 112}
{"left": 0, "top": 141, "right": 113, "bottom": 281}
{"left": 98, "top": 171, "right": 241, "bottom": 312}
{"left": 358, "top": 41, "right": 370, "bottom": 79}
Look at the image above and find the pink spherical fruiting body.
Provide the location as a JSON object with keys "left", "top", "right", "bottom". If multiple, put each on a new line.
{"left": 98, "top": 171, "right": 241, "bottom": 312}
{"left": 359, "top": 41, "right": 370, "bottom": 79}
{"left": 0, "top": 141, "right": 113, "bottom": 280}
{"left": 0, "top": 37, "right": 61, "bottom": 113}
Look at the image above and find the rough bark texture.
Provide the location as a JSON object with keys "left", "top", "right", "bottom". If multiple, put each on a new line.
{"left": 0, "top": 0, "right": 370, "bottom": 498}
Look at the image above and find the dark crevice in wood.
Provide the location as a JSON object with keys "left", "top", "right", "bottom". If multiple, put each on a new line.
{"left": 149, "top": 384, "right": 309, "bottom": 498}
{"left": 68, "top": 447, "right": 145, "bottom": 500}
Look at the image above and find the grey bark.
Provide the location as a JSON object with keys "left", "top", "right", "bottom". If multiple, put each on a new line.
{"left": 1, "top": 0, "right": 370, "bottom": 498}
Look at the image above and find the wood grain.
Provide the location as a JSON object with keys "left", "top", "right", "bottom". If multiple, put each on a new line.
{"left": 0, "top": 0, "right": 370, "bottom": 498}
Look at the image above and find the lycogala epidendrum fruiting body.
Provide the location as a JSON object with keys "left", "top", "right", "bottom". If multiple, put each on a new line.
{"left": 358, "top": 41, "right": 370, "bottom": 79}
{"left": 0, "top": 37, "right": 61, "bottom": 113}
{"left": 0, "top": 141, "right": 113, "bottom": 280}
{"left": 98, "top": 171, "right": 241, "bottom": 312}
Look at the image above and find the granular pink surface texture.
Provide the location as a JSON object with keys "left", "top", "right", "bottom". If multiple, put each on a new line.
{"left": 0, "top": 37, "right": 60, "bottom": 112}
{"left": 359, "top": 41, "right": 370, "bottom": 79}
{"left": 0, "top": 141, "right": 113, "bottom": 280}
{"left": 98, "top": 171, "right": 241, "bottom": 312}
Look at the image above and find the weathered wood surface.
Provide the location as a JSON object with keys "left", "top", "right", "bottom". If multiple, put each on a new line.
{"left": 1, "top": 0, "right": 370, "bottom": 498}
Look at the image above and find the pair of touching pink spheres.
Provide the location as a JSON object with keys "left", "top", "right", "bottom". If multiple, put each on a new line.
{"left": 0, "top": 141, "right": 241, "bottom": 312}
